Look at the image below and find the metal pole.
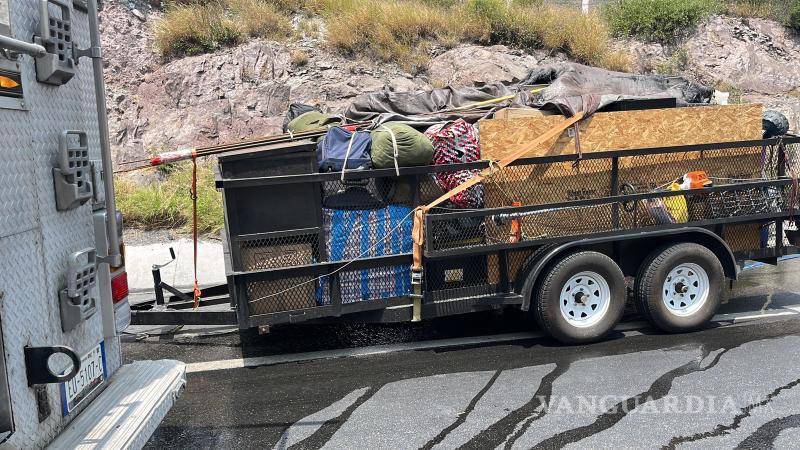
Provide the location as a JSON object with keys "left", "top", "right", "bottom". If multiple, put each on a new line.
{"left": 0, "top": 34, "right": 46, "bottom": 57}
{"left": 152, "top": 267, "right": 165, "bottom": 306}
{"left": 86, "top": 0, "right": 121, "bottom": 266}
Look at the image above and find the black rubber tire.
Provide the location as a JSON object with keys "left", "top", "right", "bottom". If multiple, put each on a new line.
{"left": 533, "top": 251, "right": 626, "bottom": 345}
{"left": 634, "top": 243, "right": 725, "bottom": 333}
{"left": 763, "top": 109, "right": 789, "bottom": 138}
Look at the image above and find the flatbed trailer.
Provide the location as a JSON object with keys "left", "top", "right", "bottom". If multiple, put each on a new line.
{"left": 134, "top": 135, "right": 800, "bottom": 343}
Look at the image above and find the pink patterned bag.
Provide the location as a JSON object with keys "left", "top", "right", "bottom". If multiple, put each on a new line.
{"left": 424, "top": 119, "right": 484, "bottom": 209}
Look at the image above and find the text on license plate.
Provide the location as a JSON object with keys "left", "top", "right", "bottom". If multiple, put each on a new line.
{"left": 60, "top": 341, "right": 107, "bottom": 416}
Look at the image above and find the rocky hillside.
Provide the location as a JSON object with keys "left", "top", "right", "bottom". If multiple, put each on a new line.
{"left": 100, "top": 2, "right": 800, "bottom": 165}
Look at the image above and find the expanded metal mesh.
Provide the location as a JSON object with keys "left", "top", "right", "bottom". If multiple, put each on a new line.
{"left": 427, "top": 145, "right": 790, "bottom": 252}
{"left": 247, "top": 275, "right": 326, "bottom": 315}
{"left": 239, "top": 234, "right": 318, "bottom": 271}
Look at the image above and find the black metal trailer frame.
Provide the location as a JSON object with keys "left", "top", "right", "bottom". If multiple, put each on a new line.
{"left": 131, "top": 136, "right": 800, "bottom": 329}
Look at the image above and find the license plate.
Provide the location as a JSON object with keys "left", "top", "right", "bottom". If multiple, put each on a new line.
{"left": 60, "top": 341, "right": 107, "bottom": 416}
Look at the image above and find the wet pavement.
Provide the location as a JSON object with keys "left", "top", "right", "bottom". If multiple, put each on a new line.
{"left": 127, "top": 259, "right": 800, "bottom": 449}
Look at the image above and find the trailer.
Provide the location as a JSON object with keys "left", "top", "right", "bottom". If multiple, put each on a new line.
{"left": 133, "top": 119, "right": 799, "bottom": 344}
{"left": 0, "top": 0, "right": 184, "bottom": 446}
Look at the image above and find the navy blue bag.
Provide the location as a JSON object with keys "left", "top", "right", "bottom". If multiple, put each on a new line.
{"left": 316, "top": 127, "right": 372, "bottom": 173}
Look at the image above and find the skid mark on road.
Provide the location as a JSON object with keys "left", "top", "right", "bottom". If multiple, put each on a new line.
{"left": 533, "top": 347, "right": 731, "bottom": 449}
{"left": 431, "top": 365, "right": 556, "bottom": 449}
{"left": 664, "top": 378, "right": 800, "bottom": 449}
{"left": 569, "top": 335, "right": 800, "bottom": 449}
{"left": 509, "top": 348, "right": 702, "bottom": 449}
{"left": 322, "top": 371, "right": 494, "bottom": 449}
{"left": 268, "top": 335, "right": 800, "bottom": 450}
{"left": 458, "top": 363, "right": 567, "bottom": 449}
{"left": 421, "top": 370, "right": 502, "bottom": 450}
{"left": 289, "top": 387, "right": 378, "bottom": 450}
{"left": 273, "top": 387, "right": 370, "bottom": 450}
{"left": 735, "top": 414, "right": 800, "bottom": 449}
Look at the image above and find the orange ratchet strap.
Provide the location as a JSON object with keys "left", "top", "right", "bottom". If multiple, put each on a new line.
{"left": 191, "top": 156, "right": 202, "bottom": 308}
{"left": 411, "top": 112, "right": 586, "bottom": 276}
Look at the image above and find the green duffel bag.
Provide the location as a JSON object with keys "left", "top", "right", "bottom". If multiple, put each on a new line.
{"left": 287, "top": 111, "right": 342, "bottom": 134}
{"left": 371, "top": 123, "right": 434, "bottom": 171}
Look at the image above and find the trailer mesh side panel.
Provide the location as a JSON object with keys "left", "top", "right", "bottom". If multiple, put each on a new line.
{"left": 246, "top": 275, "right": 325, "bottom": 315}
{"left": 239, "top": 234, "right": 318, "bottom": 271}
{"left": 426, "top": 145, "right": 788, "bottom": 252}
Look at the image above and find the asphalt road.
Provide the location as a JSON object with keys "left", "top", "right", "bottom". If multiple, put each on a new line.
{"left": 128, "top": 259, "right": 800, "bottom": 449}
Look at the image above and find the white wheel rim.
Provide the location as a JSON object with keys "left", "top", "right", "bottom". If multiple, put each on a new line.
{"left": 559, "top": 271, "right": 611, "bottom": 328}
{"left": 662, "top": 263, "right": 709, "bottom": 317}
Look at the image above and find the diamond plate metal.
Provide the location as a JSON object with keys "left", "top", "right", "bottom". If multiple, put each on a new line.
{"left": 0, "top": 0, "right": 119, "bottom": 446}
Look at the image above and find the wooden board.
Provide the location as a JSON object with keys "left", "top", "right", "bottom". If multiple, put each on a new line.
{"left": 479, "top": 104, "right": 763, "bottom": 161}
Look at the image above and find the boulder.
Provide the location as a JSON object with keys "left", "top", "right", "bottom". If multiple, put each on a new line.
{"left": 427, "top": 45, "right": 538, "bottom": 87}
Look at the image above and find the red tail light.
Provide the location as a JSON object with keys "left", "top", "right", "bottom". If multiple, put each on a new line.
{"left": 111, "top": 272, "right": 129, "bottom": 304}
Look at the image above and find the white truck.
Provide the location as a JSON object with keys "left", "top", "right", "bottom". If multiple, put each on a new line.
{"left": 0, "top": 0, "right": 184, "bottom": 447}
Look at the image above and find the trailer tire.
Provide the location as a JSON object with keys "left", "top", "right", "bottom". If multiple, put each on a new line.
{"left": 635, "top": 243, "right": 724, "bottom": 333}
{"left": 533, "top": 251, "right": 626, "bottom": 344}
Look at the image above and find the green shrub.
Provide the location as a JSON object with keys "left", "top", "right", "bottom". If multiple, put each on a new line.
{"left": 790, "top": 1, "right": 800, "bottom": 31}
{"left": 116, "top": 162, "right": 224, "bottom": 234}
{"left": 604, "top": 0, "right": 718, "bottom": 42}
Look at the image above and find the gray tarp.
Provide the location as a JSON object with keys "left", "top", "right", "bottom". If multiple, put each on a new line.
{"left": 343, "top": 63, "right": 713, "bottom": 123}
{"left": 343, "top": 83, "right": 515, "bottom": 124}
{"left": 519, "top": 63, "right": 713, "bottom": 115}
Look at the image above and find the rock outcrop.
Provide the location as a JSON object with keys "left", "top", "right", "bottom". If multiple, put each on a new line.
{"left": 686, "top": 16, "right": 800, "bottom": 131}
{"left": 101, "top": 6, "right": 800, "bottom": 165}
{"left": 426, "top": 45, "right": 544, "bottom": 87}
{"left": 102, "top": 4, "right": 431, "bottom": 163}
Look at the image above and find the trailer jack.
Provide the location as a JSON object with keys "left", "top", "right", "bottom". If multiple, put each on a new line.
{"left": 149, "top": 247, "right": 230, "bottom": 309}
{"left": 127, "top": 248, "right": 236, "bottom": 326}
{"left": 151, "top": 247, "right": 189, "bottom": 307}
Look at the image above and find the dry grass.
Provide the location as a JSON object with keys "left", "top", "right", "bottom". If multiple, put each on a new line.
{"left": 318, "top": 0, "right": 479, "bottom": 71}
{"left": 290, "top": 49, "right": 309, "bottom": 66}
{"left": 154, "top": 0, "right": 292, "bottom": 57}
{"left": 467, "top": 0, "right": 630, "bottom": 71}
{"left": 720, "top": 0, "right": 794, "bottom": 21}
{"left": 228, "top": 0, "right": 293, "bottom": 38}
{"left": 319, "top": 0, "right": 629, "bottom": 71}
{"left": 155, "top": 0, "right": 630, "bottom": 70}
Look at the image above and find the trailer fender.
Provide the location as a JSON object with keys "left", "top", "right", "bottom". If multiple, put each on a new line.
{"left": 518, "top": 227, "right": 738, "bottom": 311}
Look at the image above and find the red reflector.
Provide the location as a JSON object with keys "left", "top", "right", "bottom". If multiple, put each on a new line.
{"left": 111, "top": 272, "right": 129, "bottom": 304}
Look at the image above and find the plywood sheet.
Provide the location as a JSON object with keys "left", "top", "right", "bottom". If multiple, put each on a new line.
{"left": 479, "top": 104, "right": 763, "bottom": 161}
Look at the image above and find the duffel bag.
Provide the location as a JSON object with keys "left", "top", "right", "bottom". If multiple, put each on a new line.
{"left": 425, "top": 119, "right": 484, "bottom": 209}
{"left": 288, "top": 110, "right": 342, "bottom": 134}
{"left": 282, "top": 103, "right": 318, "bottom": 133}
{"left": 370, "top": 123, "right": 434, "bottom": 173}
{"left": 317, "top": 126, "right": 372, "bottom": 174}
